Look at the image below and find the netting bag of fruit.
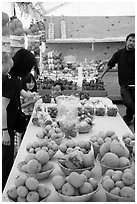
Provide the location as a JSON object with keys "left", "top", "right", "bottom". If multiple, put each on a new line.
{"left": 56, "top": 95, "right": 79, "bottom": 138}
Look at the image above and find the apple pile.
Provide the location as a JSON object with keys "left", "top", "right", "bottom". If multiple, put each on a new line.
{"left": 59, "top": 139, "right": 91, "bottom": 154}
{"left": 59, "top": 149, "right": 94, "bottom": 170}
{"left": 101, "top": 168, "right": 135, "bottom": 201}
{"left": 9, "top": 17, "right": 24, "bottom": 36}
{"left": 36, "top": 122, "right": 64, "bottom": 145}
{"left": 52, "top": 172, "right": 98, "bottom": 197}
{"left": 26, "top": 139, "right": 58, "bottom": 159}
{"left": 7, "top": 174, "right": 50, "bottom": 202}
{"left": 18, "top": 150, "right": 54, "bottom": 177}
{"left": 2, "top": 12, "right": 10, "bottom": 36}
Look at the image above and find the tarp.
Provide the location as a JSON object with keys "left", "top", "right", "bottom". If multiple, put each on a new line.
{"left": 2, "top": 1, "right": 135, "bottom": 29}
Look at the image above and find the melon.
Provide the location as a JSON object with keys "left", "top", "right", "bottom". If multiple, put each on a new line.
{"left": 101, "top": 152, "right": 119, "bottom": 168}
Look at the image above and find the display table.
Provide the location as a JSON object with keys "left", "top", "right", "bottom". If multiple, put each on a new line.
{"left": 2, "top": 97, "right": 133, "bottom": 202}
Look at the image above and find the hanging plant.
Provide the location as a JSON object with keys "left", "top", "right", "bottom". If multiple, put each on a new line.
{"left": 15, "top": 2, "right": 44, "bottom": 20}
{"left": 15, "top": 2, "right": 32, "bottom": 16}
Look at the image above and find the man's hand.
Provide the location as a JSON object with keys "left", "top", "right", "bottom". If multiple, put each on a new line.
{"left": 2, "top": 131, "right": 10, "bottom": 146}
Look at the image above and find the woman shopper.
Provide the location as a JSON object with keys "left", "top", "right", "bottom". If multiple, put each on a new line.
{"left": 99, "top": 33, "right": 135, "bottom": 127}
{"left": 2, "top": 48, "right": 37, "bottom": 191}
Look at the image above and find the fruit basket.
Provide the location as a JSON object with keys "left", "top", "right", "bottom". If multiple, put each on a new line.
{"left": 6, "top": 175, "right": 51, "bottom": 202}
{"left": 7, "top": 186, "right": 51, "bottom": 202}
{"left": 55, "top": 186, "right": 99, "bottom": 202}
{"left": 58, "top": 158, "right": 95, "bottom": 176}
{"left": 102, "top": 188, "right": 135, "bottom": 202}
{"left": 17, "top": 161, "right": 55, "bottom": 180}
{"left": 59, "top": 140, "right": 92, "bottom": 155}
{"left": 96, "top": 154, "right": 133, "bottom": 175}
{"left": 7, "top": 191, "right": 51, "bottom": 202}
{"left": 100, "top": 175, "right": 135, "bottom": 202}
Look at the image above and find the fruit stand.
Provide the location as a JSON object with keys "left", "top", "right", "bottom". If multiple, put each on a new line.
{"left": 2, "top": 3, "right": 135, "bottom": 202}
{"left": 2, "top": 97, "right": 135, "bottom": 202}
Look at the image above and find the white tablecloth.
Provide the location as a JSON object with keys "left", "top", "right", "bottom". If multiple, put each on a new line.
{"left": 2, "top": 98, "right": 133, "bottom": 202}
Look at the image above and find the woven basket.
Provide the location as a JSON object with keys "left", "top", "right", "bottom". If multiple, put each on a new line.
{"left": 17, "top": 161, "right": 55, "bottom": 180}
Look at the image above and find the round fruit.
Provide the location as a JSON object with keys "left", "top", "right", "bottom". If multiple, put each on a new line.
{"left": 101, "top": 152, "right": 119, "bottom": 168}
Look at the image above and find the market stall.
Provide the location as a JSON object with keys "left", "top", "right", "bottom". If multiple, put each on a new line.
{"left": 2, "top": 97, "right": 135, "bottom": 202}
{"left": 2, "top": 3, "right": 135, "bottom": 202}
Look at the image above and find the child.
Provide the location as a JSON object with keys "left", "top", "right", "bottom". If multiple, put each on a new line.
{"left": 20, "top": 72, "right": 39, "bottom": 125}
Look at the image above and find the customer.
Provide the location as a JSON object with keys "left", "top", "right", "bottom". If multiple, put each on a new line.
{"left": 20, "top": 72, "right": 38, "bottom": 125}
{"left": 99, "top": 33, "right": 135, "bottom": 126}
{"left": 2, "top": 48, "right": 37, "bottom": 191}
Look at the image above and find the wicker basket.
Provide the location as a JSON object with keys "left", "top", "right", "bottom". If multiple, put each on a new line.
{"left": 54, "top": 185, "right": 99, "bottom": 202}
{"left": 96, "top": 154, "right": 133, "bottom": 175}
{"left": 58, "top": 159, "right": 95, "bottom": 176}
{"left": 17, "top": 161, "right": 55, "bottom": 180}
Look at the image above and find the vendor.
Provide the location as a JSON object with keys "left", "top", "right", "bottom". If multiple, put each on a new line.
{"left": 99, "top": 33, "right": 135, "bottom": 127}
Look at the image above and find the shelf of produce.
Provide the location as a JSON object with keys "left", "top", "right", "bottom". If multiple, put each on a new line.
{"left": 2, "top": 97, "right": 133, "bottom": 202}
{"left": 38, "top": 89, "right": 108, "bottom": 97}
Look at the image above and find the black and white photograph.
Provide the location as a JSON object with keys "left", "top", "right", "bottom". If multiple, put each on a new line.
{"left": 2, "top": 1, "right": 135, "bottom": 202}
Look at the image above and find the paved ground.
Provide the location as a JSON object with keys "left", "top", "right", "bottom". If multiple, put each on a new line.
{"left": 115, "top": 103, "right": 134, "bottom": 133}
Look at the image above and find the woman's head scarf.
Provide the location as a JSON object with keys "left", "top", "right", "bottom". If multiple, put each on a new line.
{"left": 10, "top": 48, "right": 37, "bottom": 77}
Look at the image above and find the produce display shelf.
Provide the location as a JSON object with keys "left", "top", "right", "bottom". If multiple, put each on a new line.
{"left": 2, "top": 97, "right": 133, "bottom": 202}
{"left": 46, "top": 37, "right": 125, "bottom": 44}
